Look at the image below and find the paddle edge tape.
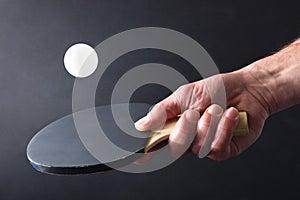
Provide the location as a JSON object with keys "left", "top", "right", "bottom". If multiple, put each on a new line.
{"left": 144, "top": 112, "right": 249, "bottom": 153}
{"left": 29, "top": 161, "right": 112, "bottom": 175}
{"left": 28, "top": 149, "right": 146, "bottom": 175}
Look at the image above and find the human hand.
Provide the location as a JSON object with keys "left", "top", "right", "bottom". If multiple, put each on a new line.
{"left": 135, "top": 69, "right": 270, "bottom": 161}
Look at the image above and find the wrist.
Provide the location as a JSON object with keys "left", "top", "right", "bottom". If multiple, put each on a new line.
{"left": 239, "top": 55, "right": 299, "bottom": 114}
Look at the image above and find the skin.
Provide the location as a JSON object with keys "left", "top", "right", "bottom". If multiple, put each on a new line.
{"left": 135, "top": 38, "right": 300, "bottom": 161}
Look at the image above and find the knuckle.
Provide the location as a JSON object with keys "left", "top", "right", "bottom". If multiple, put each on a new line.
{"left": 173, "top": 84, "right": 190, "bottom": 99}
{"left": 211, "top": 145, "right": 223, "bottom": 154}
{"left": 217, "top": 124, "right": 235, "bottom": 138}
{"left": 221, "top": 114, "right": 239, "bottom": 131}
{"left": 210, "top": 146, "right": 229, "bottom": 161}
{"left": 199, "top": 118, "right": 212, "bottom": 129}
{"left": 218, "top": 122, "right": 234, "bottom": 135}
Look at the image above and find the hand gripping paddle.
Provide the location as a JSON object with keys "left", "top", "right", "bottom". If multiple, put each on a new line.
{"left": 26, "top": 103, "right": 248, "bottom": 175}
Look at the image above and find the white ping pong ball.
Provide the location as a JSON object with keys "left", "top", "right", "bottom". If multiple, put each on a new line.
{"left": 64, "top": 43, "right": 98, "bottom": 78}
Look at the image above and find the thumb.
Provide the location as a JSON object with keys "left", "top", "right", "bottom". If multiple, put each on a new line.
{"left": 135, "top": 94, "right": 181, "bottom": 131}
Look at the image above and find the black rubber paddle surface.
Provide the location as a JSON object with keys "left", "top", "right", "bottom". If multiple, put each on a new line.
{"left": 27, "top": 103, "right": 152, "bottom": 175}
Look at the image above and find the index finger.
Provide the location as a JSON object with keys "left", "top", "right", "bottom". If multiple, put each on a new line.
{"left": 135, "top": 93, "right": 181, "bottom": 131}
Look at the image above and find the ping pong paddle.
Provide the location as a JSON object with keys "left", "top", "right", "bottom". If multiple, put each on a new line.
{"left": 27, "top": 103, "right": 248, "bottom": 175}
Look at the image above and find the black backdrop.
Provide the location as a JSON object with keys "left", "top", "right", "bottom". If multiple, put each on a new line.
{"left": 0, "top": 0, "right": 299, "bottom": 199}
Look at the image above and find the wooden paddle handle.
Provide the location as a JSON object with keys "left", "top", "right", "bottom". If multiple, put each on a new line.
{"left": 144, "top": 112, "right": 249, "bottom": 153}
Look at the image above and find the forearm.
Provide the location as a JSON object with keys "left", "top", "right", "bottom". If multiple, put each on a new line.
{"left": 238, "top": 38, "right": 300, "bottom": 114}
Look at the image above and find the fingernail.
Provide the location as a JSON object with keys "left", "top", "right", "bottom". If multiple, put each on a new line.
{"left": 134, "top": 115, "right": 151, "bottom": 131}
{"left": 225, "top": 107, "right": 239, "bottom": 120}
{"left": 208, "top": 104, "right": 223, "bottom": 116}
{"left": 186, "top": 109, "right": 200, "bottom": 122}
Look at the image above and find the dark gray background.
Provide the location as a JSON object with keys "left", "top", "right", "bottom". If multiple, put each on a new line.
{"left": 0, "top": 0, "right": 300, "bottom": 199}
